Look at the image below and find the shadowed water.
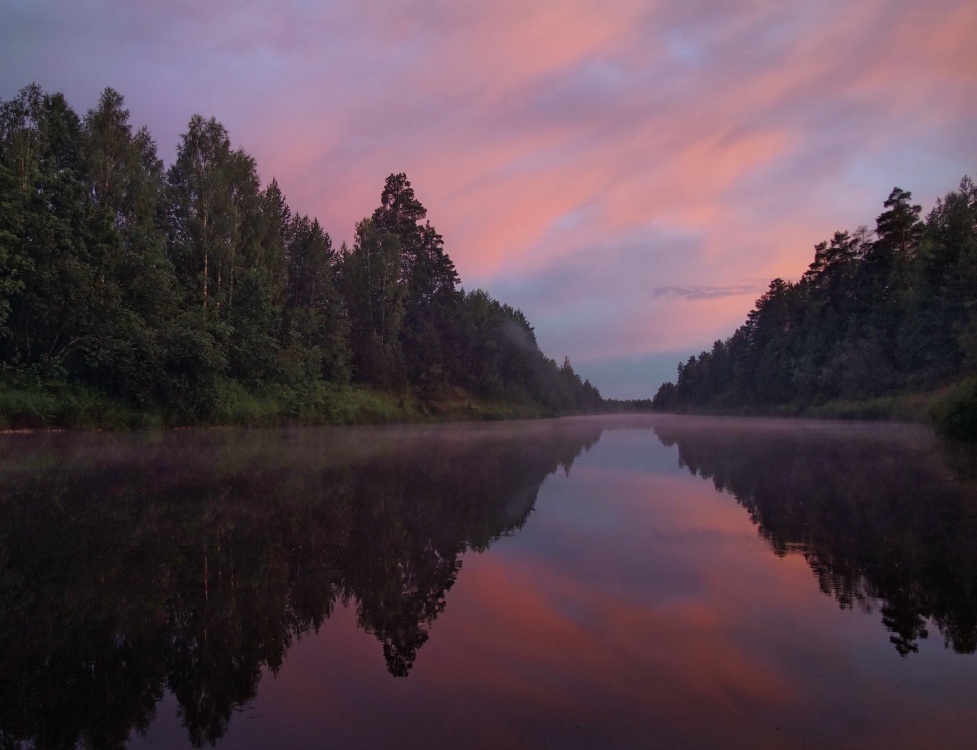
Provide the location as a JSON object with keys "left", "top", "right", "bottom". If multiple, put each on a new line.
{"left": 1, "top": 416, "right": 976, "bottom": 749}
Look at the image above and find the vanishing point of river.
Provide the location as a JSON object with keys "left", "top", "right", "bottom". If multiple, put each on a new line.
{"left": 2, "top": 415, "right": 977, "bottom": 749}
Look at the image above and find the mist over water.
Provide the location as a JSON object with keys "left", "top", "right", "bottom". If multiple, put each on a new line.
{"left": 1, "top": 416, "right": 976, "bottom": 748}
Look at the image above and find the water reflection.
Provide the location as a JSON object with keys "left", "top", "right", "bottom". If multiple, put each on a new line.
{"left": 4, "top": 417, "right": 977, "bottom": 749}
{"left": 0, "top": 422, "right": 601, "bottom": 749}
{"left": 651, "top": 416, "right": 977, "bottom": 657}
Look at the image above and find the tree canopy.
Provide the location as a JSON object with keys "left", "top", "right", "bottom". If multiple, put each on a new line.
{"left": 653, "top": 180, "right": 977, "bottom": 433}
{"left": 0, "top": 85, "right": 602, "bottom": 424}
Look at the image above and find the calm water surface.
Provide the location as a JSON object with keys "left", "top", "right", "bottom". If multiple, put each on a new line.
{"left": 2, "top": 415, "right": 977, "bottom": 749}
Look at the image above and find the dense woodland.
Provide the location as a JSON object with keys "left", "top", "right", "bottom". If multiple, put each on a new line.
{"left": 653, "top": 178, "right": 977, "bottom": 437}
{"left": 0, "top": 85, "right": 601, "bottom": 426}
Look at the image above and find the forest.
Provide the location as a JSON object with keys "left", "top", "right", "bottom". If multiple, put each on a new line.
{"left": 0, "top": 84, "right": 602, "bottom": 427}
{"left": 652, "top": 179, "right": 977, "bottom": 439}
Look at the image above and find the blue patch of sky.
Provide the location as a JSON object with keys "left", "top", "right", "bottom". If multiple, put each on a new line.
{"left": 552, "top": 203, "right": 599, "bottom": 232}
{"left": 665, "top": 30, "right": 705, "bottom": 67}
{"left": 575, "top": 350, "right": 701, "bottom": 400}
{"left": 846, "top": 141, "right": 977, "bottom": 210}
{"left": 484, "top": 222, "right": 710, "bottom": 317}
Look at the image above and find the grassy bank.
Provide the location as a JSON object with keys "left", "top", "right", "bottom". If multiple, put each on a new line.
{"left": 800, "top": 380, "right": 977, "bottom": 441}
{"left": 0, "top": 378, "right": 561, "bottom": 431}
{"left": 928, "top": 378, "right": 977, "bottom": 440}
{"left": 655, "top": 379, "right": 977, "bottom": 441}
{"left": 213, "top": 381, "right": 554, "bottom": 427}
{"left": 0, "top": 381, "right": 162, "bottom": 430}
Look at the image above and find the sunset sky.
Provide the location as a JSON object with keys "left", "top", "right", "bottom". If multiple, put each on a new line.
{"left": 2, "top": 0, "right": 976, "bottom": 398}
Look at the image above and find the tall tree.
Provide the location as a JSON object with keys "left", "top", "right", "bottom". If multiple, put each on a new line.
{"left": 83, "top": 88, "right": 163, "bottom": 233}
{"left": 371, "top": 174, "right": 460, "bottom": 389}
{"left": 79, "top": 88, "right": 177, "bottom": 403}
{"left": 166, "top": 115, "right": 260, "bottom": 317}
{"left": 0, "top": 85, "right": 103, "bottom": 376}
{"left": 340, "top": 219, "right": 405, "bottom": 387}
{"left": 283, "top": 213, "right": 349, "bottom": 384}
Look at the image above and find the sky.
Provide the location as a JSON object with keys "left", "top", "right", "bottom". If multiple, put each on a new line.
{"left": 2, "top": 0, "right": 976, "bottom": 398}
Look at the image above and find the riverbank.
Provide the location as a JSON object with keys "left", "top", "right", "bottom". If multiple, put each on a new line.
{"left": 0, "top": 379, "right": 568, "bottom": 431}
{"left": 653, "top": 377, "right": 977, "bottom": 441}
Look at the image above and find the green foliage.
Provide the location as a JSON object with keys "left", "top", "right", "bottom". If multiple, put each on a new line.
{"left": 283, "top": 213, "right": 349, "bottom": 384}
{"left": 654, "top": 178, "right": 977, "bottom": 440}
{"left": 372, "top": 173, "right": 461, "bottom": 389}
{"left": 340, "top": 219, "right": 406, "bottom": 387}
{"left": 215, "top": 378, "right": 284, "bottom": 426}
{"left": 931, "top": 378, "right": 977, "bottom": 441}
{"left": 158, "top": 323, "right": 227, "bottom": 423}
{"left": 0, "top": 379, "right": 160, "bottom": 429}
{"left": 0, "top": 84, "right": 602, "bottom": 428}
{"left": 228, "top": 267, "right": 281, "bottom": 385}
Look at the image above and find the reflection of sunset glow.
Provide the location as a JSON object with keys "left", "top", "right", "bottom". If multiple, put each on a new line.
{"left": 3, "top": 0, "right": 975, "bottom": 395}
{"left": 438, "top": 557, "right": 796, "bottom": 714}
{"left": 123, "top": 421, "right": 977, "bottom": 749}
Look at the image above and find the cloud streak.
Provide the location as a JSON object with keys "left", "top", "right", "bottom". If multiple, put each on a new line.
{"left": 650, "top": 284, "right": 767, "bottom": 301}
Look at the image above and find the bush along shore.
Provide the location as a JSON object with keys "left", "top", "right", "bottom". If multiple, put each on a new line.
{"left": 0, "top": 379, "right": 582, "bottom": 431}
{"left": 652, "top": 178, "right": 977, "bottom": 441}
{"left": 0, "top": 85, "right": 602, "bottom": 429}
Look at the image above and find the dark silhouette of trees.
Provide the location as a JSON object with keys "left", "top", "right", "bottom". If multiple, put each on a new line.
{"left": 654, "top": 180, "right": 977, "bottom": 434}
{"left": 0, "top": 85, "right": 602, "bottom": 422}
{"left": 339, "top": 218, "right": 406, "bottom": 387}
{"left": 370, "top": 173, "right": 461, "bottom": 391}
{"left": 281, "top": 213, "right": 349, "bottom": 384}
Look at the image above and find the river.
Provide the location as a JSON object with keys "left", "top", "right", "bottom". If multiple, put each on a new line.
{"left": 1, "top": 415, "right": 976, "bottom": 749}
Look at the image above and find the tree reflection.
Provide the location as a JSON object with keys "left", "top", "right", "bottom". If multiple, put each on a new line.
{"left": 0, "top": 422, "right": 601, "bottom": 748}
{"left": 652, "top": 418, "right": 977, "bottom": 657}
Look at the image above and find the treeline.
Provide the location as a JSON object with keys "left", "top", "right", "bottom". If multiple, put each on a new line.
{"left": 604, "top": 397, "right": 654, "bottom": 412}
{"left": 0, "top": 84, "right": 601, "bottom": 425}
{"left": 653, "top": 180, "right": 977, "bottom": 437}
